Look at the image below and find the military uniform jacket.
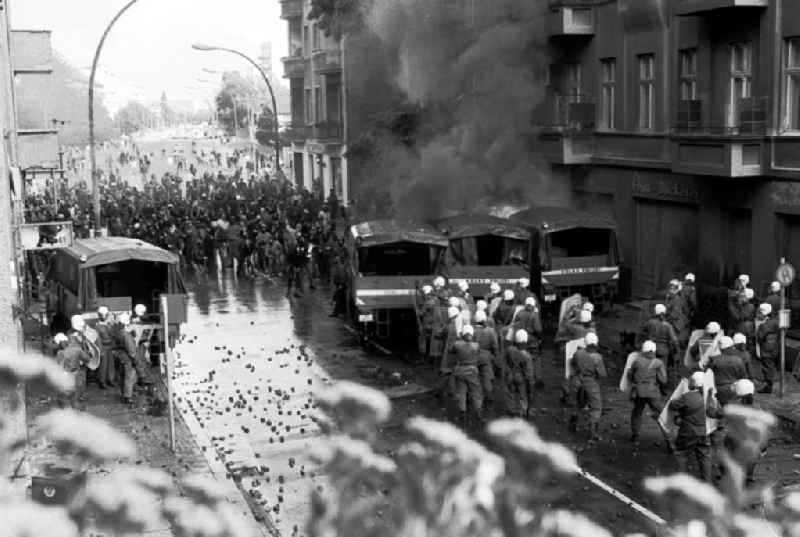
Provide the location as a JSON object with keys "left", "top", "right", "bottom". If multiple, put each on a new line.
{"left": 708, "top": 350, "right": 748, "bottom": 387}
{"left": 56, "top": 344, "right": 89, "bottom": 373}
{"left": 571, "top": 349, "right": 607, "bottom": 382}
{"left": 669, "top": 390, "right": 715, "bottom": 438}
{"left": 641, "top": 318, "right": 679, "bottom": 354}
{"left": 452, "top": 340, "right": 480, "bottom": 376}
{"left": 628, "top": 356, "right": 667, "bottom": 398}
{"left": 95, "top": 321, "right": 115, "bottom": 349}
{"left": 506, "top": 346, "right": 535, "bottom": 388}
{"left": 757, "top": 317, "right": 780, "bottom": 357}
{"left": 728, "top": 302, "right": 755, "bottom": 338}
{"left": 473, "top": 324, "right": 498, "bottom": 362}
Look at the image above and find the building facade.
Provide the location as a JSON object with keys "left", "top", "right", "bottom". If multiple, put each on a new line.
{"left": 280, "top": 0, "right": 347, "bottom": 202}
{"left": 538, "top": 0, "right": 800, "bottom": 304}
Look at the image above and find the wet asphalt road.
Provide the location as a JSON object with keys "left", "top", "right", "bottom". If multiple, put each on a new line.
{"left": 170, "top": 270, "right": 800, "bottom": 536}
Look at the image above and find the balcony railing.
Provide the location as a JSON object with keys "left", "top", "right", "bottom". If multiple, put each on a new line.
{"left": 314, "top": 121, "right": 343, "bottom": 141}
{"left": 282, "top": 56, "right": 306, "bottom": 78}
{"left": 676, "top": 0, "right": 769, "bottom": 17}
{"left": 287, "top": 123, "right": 312, "bottom": 140}
{"left": 280, "top": 0, "right": 302, "bottom": 19}
{"left": 672, "top": 97, "right": 769, "bottom": 136}
{"left": 538, "top": 94, "right": 596, "bottom": 133}
{"left": 312, "top": 49, "right": 342, "bottom": 73}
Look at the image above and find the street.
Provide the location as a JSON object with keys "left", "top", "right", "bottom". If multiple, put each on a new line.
{"left": 167, "top": 271, "right": 800, "bottom": 536}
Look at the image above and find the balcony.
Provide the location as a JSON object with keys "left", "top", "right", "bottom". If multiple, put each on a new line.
{"left": 312, "top": 49, "right": 342, "bottom": 73}
{"left": 313, "top": 121, "right": 343, "bottom": 142}
{"left": 280, "top": 0, "right": 302, "bottom": 19}
{"left": 676, "top": 0, "right": 768, "bottom": 16}
{"left": 287, "top": 123, "right": 312, "bottom": 141}
{"left": 549, "top": 1, "right": 594, "bottom": 37}
{"left": 671, "top": 97, "right": 768, "bottom": 177}
{"left": 282, "top": 56, "right": 306, "bottom": 79}
{"left": 10, "top": 30, "right": 53, "bottom": 74}
{"left": 536, "top": 94, "right": 595, "bottom": 164}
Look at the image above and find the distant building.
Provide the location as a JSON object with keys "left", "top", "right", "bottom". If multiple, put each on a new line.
{"left": 535, "top": 0, "right": 800, "bottom": 302}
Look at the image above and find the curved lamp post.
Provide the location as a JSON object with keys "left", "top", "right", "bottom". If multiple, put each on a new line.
{"left": 191, "top": 43, "right": 281, "bottom": 175}
{"left": 89, "top": 0, "right": 142, "bottom": 232}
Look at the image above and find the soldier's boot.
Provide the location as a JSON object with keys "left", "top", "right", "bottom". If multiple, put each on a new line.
{"left": 568, "top": 414, "right": 579, "bottom": 433}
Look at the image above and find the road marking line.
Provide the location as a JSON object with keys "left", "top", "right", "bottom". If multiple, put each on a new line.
{"left": 576, "top": 467, "right": 667, "bottom": 526}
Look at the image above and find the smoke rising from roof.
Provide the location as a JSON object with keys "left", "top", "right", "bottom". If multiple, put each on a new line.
{"left": 358, "top": 0, "right": 567, "bottom": 219}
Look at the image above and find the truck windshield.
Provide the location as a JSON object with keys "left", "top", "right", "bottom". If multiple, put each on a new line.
{"left": 449, "top": 236, "right": 528, "bottom": 266}
{"left": 358, "top": 242, "right": 440, "bottom": 276}
{"left": 545, "top": 228, "right": 617, "bottom": 267}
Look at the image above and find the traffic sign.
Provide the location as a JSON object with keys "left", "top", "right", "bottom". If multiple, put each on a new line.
{"left": 776, "top": 262, "right": 796, "bottom": 288}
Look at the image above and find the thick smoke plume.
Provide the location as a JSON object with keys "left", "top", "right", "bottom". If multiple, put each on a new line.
{"left": 358, "top": 0, "right": 567, "bottom": 219}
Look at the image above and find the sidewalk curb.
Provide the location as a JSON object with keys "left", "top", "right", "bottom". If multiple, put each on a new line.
{"left": 175, "top": 399, "right": 277, "bottom": 537}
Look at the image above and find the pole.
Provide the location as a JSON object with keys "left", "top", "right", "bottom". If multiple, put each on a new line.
{"left": 192, "top": 45, "right": 281, "bottom": 175}
{"left": 780, "top": 258, "right": 787, "bottom": 398}
{"left": 161, "top": 294, "right": 176, "bottom": 451}
{"left": 89, "top": 0, "right": 141, "bottom": 232}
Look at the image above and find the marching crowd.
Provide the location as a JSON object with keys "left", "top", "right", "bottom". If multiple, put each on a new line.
{"left": 416, "top": 271, "right": 786, "bottom": 484}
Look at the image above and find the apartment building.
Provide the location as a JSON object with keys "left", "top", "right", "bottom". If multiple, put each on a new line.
{"left": 537, "top": 0, "right": 800, "bottom": 300}
{"left": 280, "top": 0, "right": 347, "bottom": 201}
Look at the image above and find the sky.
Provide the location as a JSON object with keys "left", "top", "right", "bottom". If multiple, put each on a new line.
{"left": 9, "top": 0, "right": 288, "bottom": 113}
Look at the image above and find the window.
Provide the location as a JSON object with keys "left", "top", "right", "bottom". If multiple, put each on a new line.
{"left": 600, "top": 58, "right": 616, "bottom": 129}
{"left": 729, "top": 42, "right": 753, "bottom": 128}
{"left": 312, "top": 24, "right": 321, "bottom": 51}
{"left": 314, "top": 87, "right": 322, "bottom": 123}
{"left": 638, "top": 54, "right": 656, "bottom": 130}
{"left": 303, "top": 25, "right": 309, "bottom": 55}
{"left": 304, "top": 88, "right": 312, "bottom": 124}
{"left": 566, "top": 62, "right": 582, "bottom": 98}
{"left": 679, "top": 48, "right": 697, "bottom": 100}
{"left": 784, "top": 38, "right": 800, "bottom": 131}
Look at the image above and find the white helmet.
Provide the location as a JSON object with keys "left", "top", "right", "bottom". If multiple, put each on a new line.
{"left": 118, "top": 312, "right": 131, "bottom": 325}
{"left": 422, "top": 285, "right": 433, "bottom": 295}
{"left": 461, "top": 325, "right": 474, "bottom": 337}
{"left": 97, "top": 306, "right": 109, "bottom": 316}
{"left": 585, "top": 332, "right": 599, "bottom": 347}
{"left": 448, "top": 297, "right": 460, "bottom": 308}
{"left": 669, "top": 279, "right": 681, "bottom": 288}
{"left": 476, "top": 300, "right": 488, "bottom": 311}
{"left": 514, "top": 329, "right": 528, "bottom": 344}
{"left": 524, "top": 297, "right": 536, "bottom": 307}
{"left": 719, "top": 336, "right": 734, "bottom": 350}
{"left": 134, "top": 304, "right": 147, "bottom": 317}
{"left": 474, "top": 310, "right": 487, "bottom": 323}
{"left": 743, "top": 288, "right": 754, "bottom": 300}
{"left": 706, "top": 322, "right": 721, "bottom": 334}
{"left": 654, "top": 303, "right": 667, "bottom": 315}
{"left": 490, "top": 282, "right": 501, "bottom": 294}
{"left": 53, "top": 333, "right": 69, "bottom": 345}
{"left": 732, "top": 333, "right": 747, "bottom": 345}
{"left": 771, "top": 281, "right": 782, "bottom": 293}
{"left": 447, "top": 306, "right": 460, "bottom": 319}
{"left": 582, "top": 302, "right": 594, "bottom": 313}
{"left": 642, "top": 340, "right": 657, "bottom": 354}
{"left": 70, "top": 315, "right": 85, "bottom": 331}
{"left": 690, "top": 371, "right": 705, "bottom": 388}
{"left": 458, "top": 280, "right": 469, "bottom": 292}
{"left": 433, "top": 276, "right": 446, "bottom": 288}
{"left": 579, "top": 310, "right": 592, "bottom": 323}
{"left": 734, "top": 379, "right": 755, "bottom": 396}
{"left": 738, "top": 274, "right": 750, "bottom": 286}
{"left": 518, "top": 278, "right": 529, "bottom": 288}
{"left": 684, "top": 273, "right": 695, "bottom": 282}
{"left": 503, "top": 290, "right": 514, "bottom": 301}
{"left": 759, "top": 303, "right": 772, "bottom": 316}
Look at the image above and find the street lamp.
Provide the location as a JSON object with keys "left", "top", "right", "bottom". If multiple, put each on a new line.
{"left": 191, "top": 43, "right": 281, "bottom": 175}
{"left": 89, "top": 0, "right": 142, "bottom": 233}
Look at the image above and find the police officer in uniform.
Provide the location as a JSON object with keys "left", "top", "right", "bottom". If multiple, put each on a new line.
{"left": 641, "top": 303, "right": 680, "bottom": 379}
{"left": 472, "top": 310, "right": 498, "bottom": 408}
{"left": 504, "top": 329, "right": 536, "bottom": 418}
{"left": 707, "top": 336, "right": 748, "bottom": 406}
{"left": 628, "top": 340, "right": 668, "bottom": 443}
{"left": 669, "top": 371, "right": 718, "bottom": 482}
{"left": 568, "top": 332, "right": 607, "bottom": 441}
{"left": 94, "top": 306, "right": 117, "bottom": 388}
{"left": 451, "top": 325, "right": 483, "bottom": 427}
{"left": 755, "top": 303, "right": 779, "bottom": 393}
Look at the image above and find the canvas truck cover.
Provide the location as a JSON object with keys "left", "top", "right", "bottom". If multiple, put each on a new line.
{"left": 434, "top": 214, "right": 530, "bottom": 241}
{"left": 51, "top": 237, "right": 185, "bottom": 311}
{"left": 509, "top": 206, "right": 616, "bottom": 233}
{"left": 350, "top": 220, "right": 448, "bottom": 248}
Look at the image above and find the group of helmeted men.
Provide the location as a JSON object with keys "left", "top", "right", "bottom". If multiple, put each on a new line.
{"left": 53, "top": 304, "right": 155, "bottom": 406}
